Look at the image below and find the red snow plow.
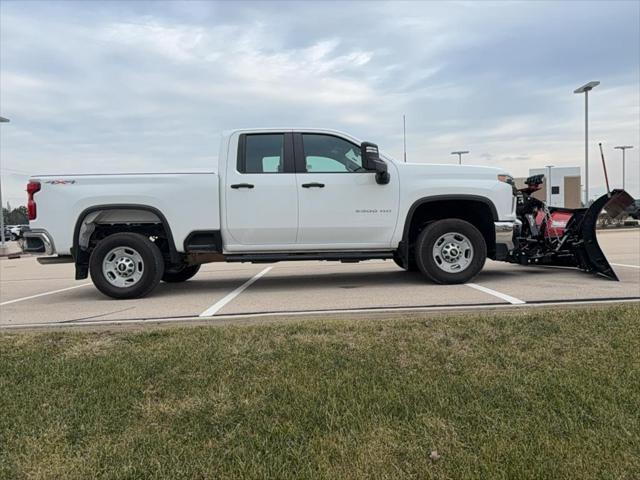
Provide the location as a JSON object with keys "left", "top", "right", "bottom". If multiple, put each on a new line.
{"left": 509, "top": 173, "right": 634, "bottom": 280}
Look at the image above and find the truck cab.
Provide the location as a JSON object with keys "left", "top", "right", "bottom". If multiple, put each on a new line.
{"left": 222, "top": 129, "right": 400, "bottom": 250}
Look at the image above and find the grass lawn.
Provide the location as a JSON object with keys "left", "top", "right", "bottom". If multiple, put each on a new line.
{"left": 1, "top": 305, "right": 639, "bottom": 479}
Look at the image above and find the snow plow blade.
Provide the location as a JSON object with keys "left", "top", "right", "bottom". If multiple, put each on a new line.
{"left": 513, "top": 182, "right": 634, "bottom": 281}
{"left": 564, "top": 189, "right": 634, "bottom": 280}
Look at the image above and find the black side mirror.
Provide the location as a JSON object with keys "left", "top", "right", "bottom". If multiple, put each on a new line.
{"left": 361, "top": 141, "right": 390, "bottom": 185}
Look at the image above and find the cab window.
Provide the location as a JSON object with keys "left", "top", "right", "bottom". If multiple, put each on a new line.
{"left": 238, "top": 134, "right": 285, "bottom": 173}
{"left": 301, "top": 134, "right": 364, "bottom": 173}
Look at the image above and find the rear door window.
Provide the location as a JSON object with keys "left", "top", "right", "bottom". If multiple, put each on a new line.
{"left": 238, "top": 134, "right": 285, "bottom": 173}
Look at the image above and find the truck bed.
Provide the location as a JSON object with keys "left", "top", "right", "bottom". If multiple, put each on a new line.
{"left": 28, "top": 172, "right": 220, "bottom": 255}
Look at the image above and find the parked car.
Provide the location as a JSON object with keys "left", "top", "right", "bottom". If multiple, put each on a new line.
{"left": 2, "top": 225, "right": 23, "bottom": 241}
{"left": 20, "top": 128, "right": 630, "bottom": 299}
{"left": 2, "top": 226, "right": 13, "bottom": 241}
{"left": 9, "top": 225, "right": 26, "bottom": 239}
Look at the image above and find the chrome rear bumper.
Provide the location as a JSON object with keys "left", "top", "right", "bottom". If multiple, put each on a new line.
{"left": 21, "top": 229, "right": 55, "bottom": 255}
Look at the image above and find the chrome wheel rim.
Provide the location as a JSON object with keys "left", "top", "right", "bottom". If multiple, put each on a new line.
{"left": 102, "top": 246, "right": 144, "bottom": 288}
{"left": 432, "top": 232, "right": 474, "bottom": 273}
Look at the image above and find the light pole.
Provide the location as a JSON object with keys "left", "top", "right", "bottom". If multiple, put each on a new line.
{"left": 0, "top": 116, "right": 10, "bottom": 253}
{"left": 574, "top": 81, "right": 600, "bottom": 205}
{"left": 545, "top": 165, "right": 554, "bottom": 205}
{"left": 614, "top": 145, "right": 633, "bottom": 191}
{"left": 451, "top": 150, "right": 469, "bottom": 165}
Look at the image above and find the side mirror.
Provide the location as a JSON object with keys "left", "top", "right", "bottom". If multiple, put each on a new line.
{"left": 361, "top": 141, "right": 390, "bottom": 185}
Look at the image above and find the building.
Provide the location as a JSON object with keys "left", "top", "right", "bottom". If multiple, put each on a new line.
{"left": 515, "top": 167, "right": 581, "bottom": 208}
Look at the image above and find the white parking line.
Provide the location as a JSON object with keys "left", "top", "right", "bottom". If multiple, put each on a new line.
{"left": 466, "top": 283, "right": 526, "bottom": 305}
{"left": 0, "top": 283, "right": 92, "bottom": 306}
{"left": 199, "top": 266, "right": 273, "bottom": 317}
{"left": 611, "top": 263, "right": 640, "bottom": 269}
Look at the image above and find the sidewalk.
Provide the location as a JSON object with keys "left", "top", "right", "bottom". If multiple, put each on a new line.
{"left": 0, "top": 241, "right": 25, "bottom": 258}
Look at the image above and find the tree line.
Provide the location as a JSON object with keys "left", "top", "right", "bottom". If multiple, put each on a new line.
{"left": 2, "top": 204, "right": 29, "bottom": 225}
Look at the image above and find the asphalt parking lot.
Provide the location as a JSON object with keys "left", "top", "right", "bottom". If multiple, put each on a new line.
{"left": 1, "top": 229, "right": 638, "bottom": 329}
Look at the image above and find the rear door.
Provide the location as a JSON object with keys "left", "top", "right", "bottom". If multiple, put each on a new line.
{"left": 294, "top": 132, "right": 399, "bottom": 248}
{"left": 224, "top": 132, "right": 298, "bottom": 246}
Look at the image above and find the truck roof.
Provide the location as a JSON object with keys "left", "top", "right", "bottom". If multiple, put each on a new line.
{"left": 221, "top": 128, "right": 363, "bottom": 144}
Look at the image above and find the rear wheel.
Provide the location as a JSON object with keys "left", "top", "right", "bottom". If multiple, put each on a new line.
{"left": 415, "top": 219, "right": 486, "bottom": 284}
{"left": 89, "top": 233, "right": 164, "bottom": 299}
{"left": 162, "top": 264, "right": 201, "bottom": 283}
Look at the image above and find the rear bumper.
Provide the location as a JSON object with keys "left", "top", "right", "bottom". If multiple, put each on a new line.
{"left": 21, "top": 228, "right": 56, "bottom": 255}
{"left": 494, "top": 220, "right": 519, "bottom": 260}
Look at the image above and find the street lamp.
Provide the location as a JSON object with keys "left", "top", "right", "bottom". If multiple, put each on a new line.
{"left": 0, "top": 116, "right": 10, "bottom": 253}
{"left": 574, "top": 81, "right": 600, "bottom": 205}
{"left": 451, "top": 150, "right": 469, "bottom": 165}
{"left": 614, "top": 145, "right": 633, "bottom": 191}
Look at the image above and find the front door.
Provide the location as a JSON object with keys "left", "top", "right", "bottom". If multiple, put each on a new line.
{"left": 294, "top": 133, "right": 399, "bottom": 248}
{"left": 225, "top": 132, "right": 298, "bottom": 247}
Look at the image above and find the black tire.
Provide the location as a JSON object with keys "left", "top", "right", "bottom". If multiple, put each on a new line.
{"left": 415, "top": 219, "right": 486, "bottom": 284}
{"left": 393, "top": 251, "right": 419, "bottom": 271}
{"left": 89, "top": 233, "right": 165, "bottom": 299}
{"left": 162, "top": 264, "right": 201, "bottom": 283}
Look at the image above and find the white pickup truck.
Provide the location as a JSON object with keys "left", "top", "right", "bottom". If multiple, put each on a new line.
{"left": 23, "top": 128, "right": 520, "bottom": 299}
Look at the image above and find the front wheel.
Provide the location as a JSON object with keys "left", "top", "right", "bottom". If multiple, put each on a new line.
{"left": 415, "top": 219, "right": 486, "bottom": 284}
{"left": 89, "top": 233, "right": 165, "bottom": 299}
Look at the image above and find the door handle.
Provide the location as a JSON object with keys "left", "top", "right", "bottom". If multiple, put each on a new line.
{"left": 301, "top": 182, "right": 325, "bottom": 188}
{"left": 230, "top": 183, "right": 254, "bottom": 189}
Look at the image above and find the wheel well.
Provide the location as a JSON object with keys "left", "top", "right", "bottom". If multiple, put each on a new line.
{"left": 72, "top": 207, "right": 179, "bottom": 279}
{"left": 405, "top": 200, "right": 496, "bottom": 258}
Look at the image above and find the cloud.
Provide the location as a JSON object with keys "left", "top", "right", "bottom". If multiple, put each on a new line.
{"left": 97, "top": 20, "right": 377, "bottom": 107}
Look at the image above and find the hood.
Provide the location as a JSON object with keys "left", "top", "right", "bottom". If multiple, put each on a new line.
{"left": 392, "top": 161, "right": 510, "bottom": 179}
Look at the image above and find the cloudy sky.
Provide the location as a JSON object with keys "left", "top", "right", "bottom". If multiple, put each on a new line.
{"left": 1, "top": 0, "right": 639, "bottom": 206}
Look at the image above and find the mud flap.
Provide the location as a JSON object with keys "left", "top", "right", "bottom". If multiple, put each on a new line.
{"left": 572, "top": 189, "right": 634, "bottom": 280}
